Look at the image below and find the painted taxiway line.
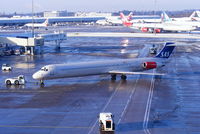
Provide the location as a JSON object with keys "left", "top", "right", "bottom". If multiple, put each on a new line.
{"left": 0, "top": 125, "right": 90, "bottom": 129}
{"left": 87, "top": 81, "right": 124, "bottom": 134}
{"left": 0, "top": 90, "right": 64, "bottom": 93}
{"left": 117, "top": 76, "right": 139, "bottom": 125}
{"left": 143, "top": 70, "right": 155, "bottom": 134}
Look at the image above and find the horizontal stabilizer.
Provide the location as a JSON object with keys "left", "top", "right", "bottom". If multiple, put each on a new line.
{"left": 109, "top": 71, "right": 165, "bottom": 76}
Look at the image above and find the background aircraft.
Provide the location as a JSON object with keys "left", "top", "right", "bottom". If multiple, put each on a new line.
{"left": 161, "top": 12, "right": 200, "bottom": 27}
{"left": 169, "top": 11, "right": 200, "bottom": 21}
{"left": 25, "top": 19, "right": 49, "bottom": 28}
{"left": 121, "top": 12, "right": 198, "bottom": 33}
{"left": 96, "top": 12, "right": 133, "bottom": 25}
{"left": 96, "top": 12, "right": 160, "bottom": 26}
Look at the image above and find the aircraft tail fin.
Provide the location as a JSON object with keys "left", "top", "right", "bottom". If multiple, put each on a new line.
{"left": 120, "top": 12, "right": 133, "bottom": 27}
{"left": 195, "top": 11, "right": 200, "bottom": 17}
{"left": 161, "top": 12, "right": 172, "bottom": 22}
{"left": 43, "top": 18, "right": 49, "bottom": 26}
{"left": 120, "top": 12, "right": 126, "bottom": 20}
{"left": 155, "top": 42, "right": 175, "bottom": 58}
{"left": 127, "top": 12, "right": 133, "bottom": 21}
{"left": 190, "top": 11, "right": 196, "bottom": 18}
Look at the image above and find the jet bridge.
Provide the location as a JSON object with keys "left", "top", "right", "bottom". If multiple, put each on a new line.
{"left": 0, "top": 36, "right": 44, "bottom": 55}
{"left": 38, "top": 32, "right": 66, "bottom": 48}
{"left": 0, "top": 32, "right": 66, "bottom": 55}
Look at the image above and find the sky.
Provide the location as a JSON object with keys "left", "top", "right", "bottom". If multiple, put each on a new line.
{"left": 0, "top": 0, "right": 200, "bottom": 13}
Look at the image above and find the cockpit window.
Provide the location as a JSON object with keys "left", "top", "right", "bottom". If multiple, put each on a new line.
{"left": 41, "top": 67, "right": 48, "bottom": 71}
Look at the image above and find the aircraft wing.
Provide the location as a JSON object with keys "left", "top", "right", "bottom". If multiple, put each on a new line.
{"left": 108, "top": 70, "right": 165, "bottom": 76}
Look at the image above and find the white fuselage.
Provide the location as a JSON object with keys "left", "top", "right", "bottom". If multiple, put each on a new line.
{"left": 106, "top": 16, "right": 161, "bottom": 25}
{"left": 164, "top": 20, "right": 200, "bottom": 28}
{"left": 131, "top": 22, "right": 197, "bottom": 32}
{"left": 32, "top": 58, "right": 165, "bottom": 80}
{"left": 25, "top": 21, "right": 48, "bottom": 28}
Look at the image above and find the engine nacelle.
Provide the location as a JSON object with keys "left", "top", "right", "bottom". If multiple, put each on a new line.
{"left": 154, "top": 29, "right": 161, "bottom": 33}
{"left": 143, "top": 62, "right": 157, "bottom": 69}
{"left": 123, "top": 21, "right": 133, "bottom": 27}
{"left": 141, "top": 27, "right": 149, "bottom": 32}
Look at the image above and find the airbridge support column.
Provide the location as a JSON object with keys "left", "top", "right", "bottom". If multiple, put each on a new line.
{"left": 55, "top": 39, "right": 63, "bottom": 49}
{"left": 31, "top": 47, "right": 34, "bottom": 55}
{"left": 27, "top": 37, "right": 44, "bottom": 55}
{"left": 24, "top": 46, "right": 34, "bottom": 55}
{"left": 25, "top": 46, "right": 28, "bottom": 54}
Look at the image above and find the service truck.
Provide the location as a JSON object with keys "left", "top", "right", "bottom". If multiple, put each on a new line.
{"left": 2, "top": 64, "right": 12, "bottom": 71}
{"left": 5, "top": 75, "right": 25, "bottom": 85}
{"left": 149, "top": 44, "right": 157, "bottom": 54}
{"left": 99, "top": 112, "right": 115, "bottom": 133}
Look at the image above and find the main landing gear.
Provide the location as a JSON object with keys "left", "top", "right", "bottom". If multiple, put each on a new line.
{"left": 121, "top": 75, "right": 127, "bottom": 80}
{"left": 111, "top": 74, "right": 116, "bottom": 81}
{"left": 110, "top": 74, "right": 127, "bottom": 81}
{"left": 39, "top": 80, "right": 45, "bottom": 87}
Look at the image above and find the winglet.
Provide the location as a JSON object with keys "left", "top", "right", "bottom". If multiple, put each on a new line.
{"left": 155, "top": 42, "right": 175, "bottom": 58}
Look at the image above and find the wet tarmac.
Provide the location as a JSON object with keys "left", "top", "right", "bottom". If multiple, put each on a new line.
{"left": 0, "top": 25, "right": 200, "bottom": 134}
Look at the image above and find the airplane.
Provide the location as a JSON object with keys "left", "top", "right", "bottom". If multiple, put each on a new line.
{"left": 97, "top": 12, "right": 161, "bottom": 26}
{"left": 24, "top": 18, "right": 49, "bottom": 28}
{"left": 161, "top": 12, "right": 200, "bottom": 28}
{"left": 169, "top": 11, "right": 200, "bottom": 22}
{"left": 96, "top": 19, "right": 110, "bottom": 26}
{"left": 121, "top": 12, "right": 198, "bottom": 33}
{"left": 32, "top": 42, "right": 176, "bottom": 86}
{"left": 120, "top": 12, "right": 161, "bottom": 23}
{"left": 97, "top": 12, "right": 134, "bottom": 26}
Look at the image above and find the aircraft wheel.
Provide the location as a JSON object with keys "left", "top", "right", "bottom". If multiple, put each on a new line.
{"left": 113, "top": 123, "right": 115, "bottom": 130}
{"left": 111, "top": 74, "right": 116, "bottom": 81}
{"left": 121, "top": 75, "right": 127, "bottom": 80}
{"left": 6, "top": 80, "right": 11, "bottom": 85}
{"left": 40, "top": 80, "right": 45, "bottom": 87}
{"left": 15, "top": 80, "right": 19, "bottom": 85}
{"left": 99, "top": 123, "right": 104, "bottom": 131}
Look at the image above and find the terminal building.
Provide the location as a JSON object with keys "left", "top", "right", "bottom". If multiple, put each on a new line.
{"left": 44, "top": 11, "right": 60, "bottom": 17}
{"left": 0, "top": 16, "right": 105, "bottom": 26}
{"left": 0, "top": 11, "right": 110, "bottom": 26}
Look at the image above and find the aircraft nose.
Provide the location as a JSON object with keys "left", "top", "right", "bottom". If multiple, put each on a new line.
{"left": 32, "top": 72, "right": 41, "bottom": 80}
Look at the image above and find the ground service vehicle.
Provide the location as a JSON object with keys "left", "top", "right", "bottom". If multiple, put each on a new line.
{"left": 99, "top": 113, "right": 115, "bottom": 133}
{"left": 149, "top": 45, "right": 157, "bottom": 54}
{"left": 5, "top": 75, "right": 25, "bottom": 85}
{"left": 2, "top": 64, "right": 12, "bottom": 71}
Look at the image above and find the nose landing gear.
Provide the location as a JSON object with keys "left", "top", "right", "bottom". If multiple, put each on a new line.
{"left": 40, "top": 80, "right": 45, "bottom": 87}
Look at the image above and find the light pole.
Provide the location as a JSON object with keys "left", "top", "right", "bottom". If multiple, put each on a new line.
{"left": 32, "top": 0, "right": 35, "bottom": 37}
{"left": 153, "top": 0, "right": 157, "bottom": 34}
